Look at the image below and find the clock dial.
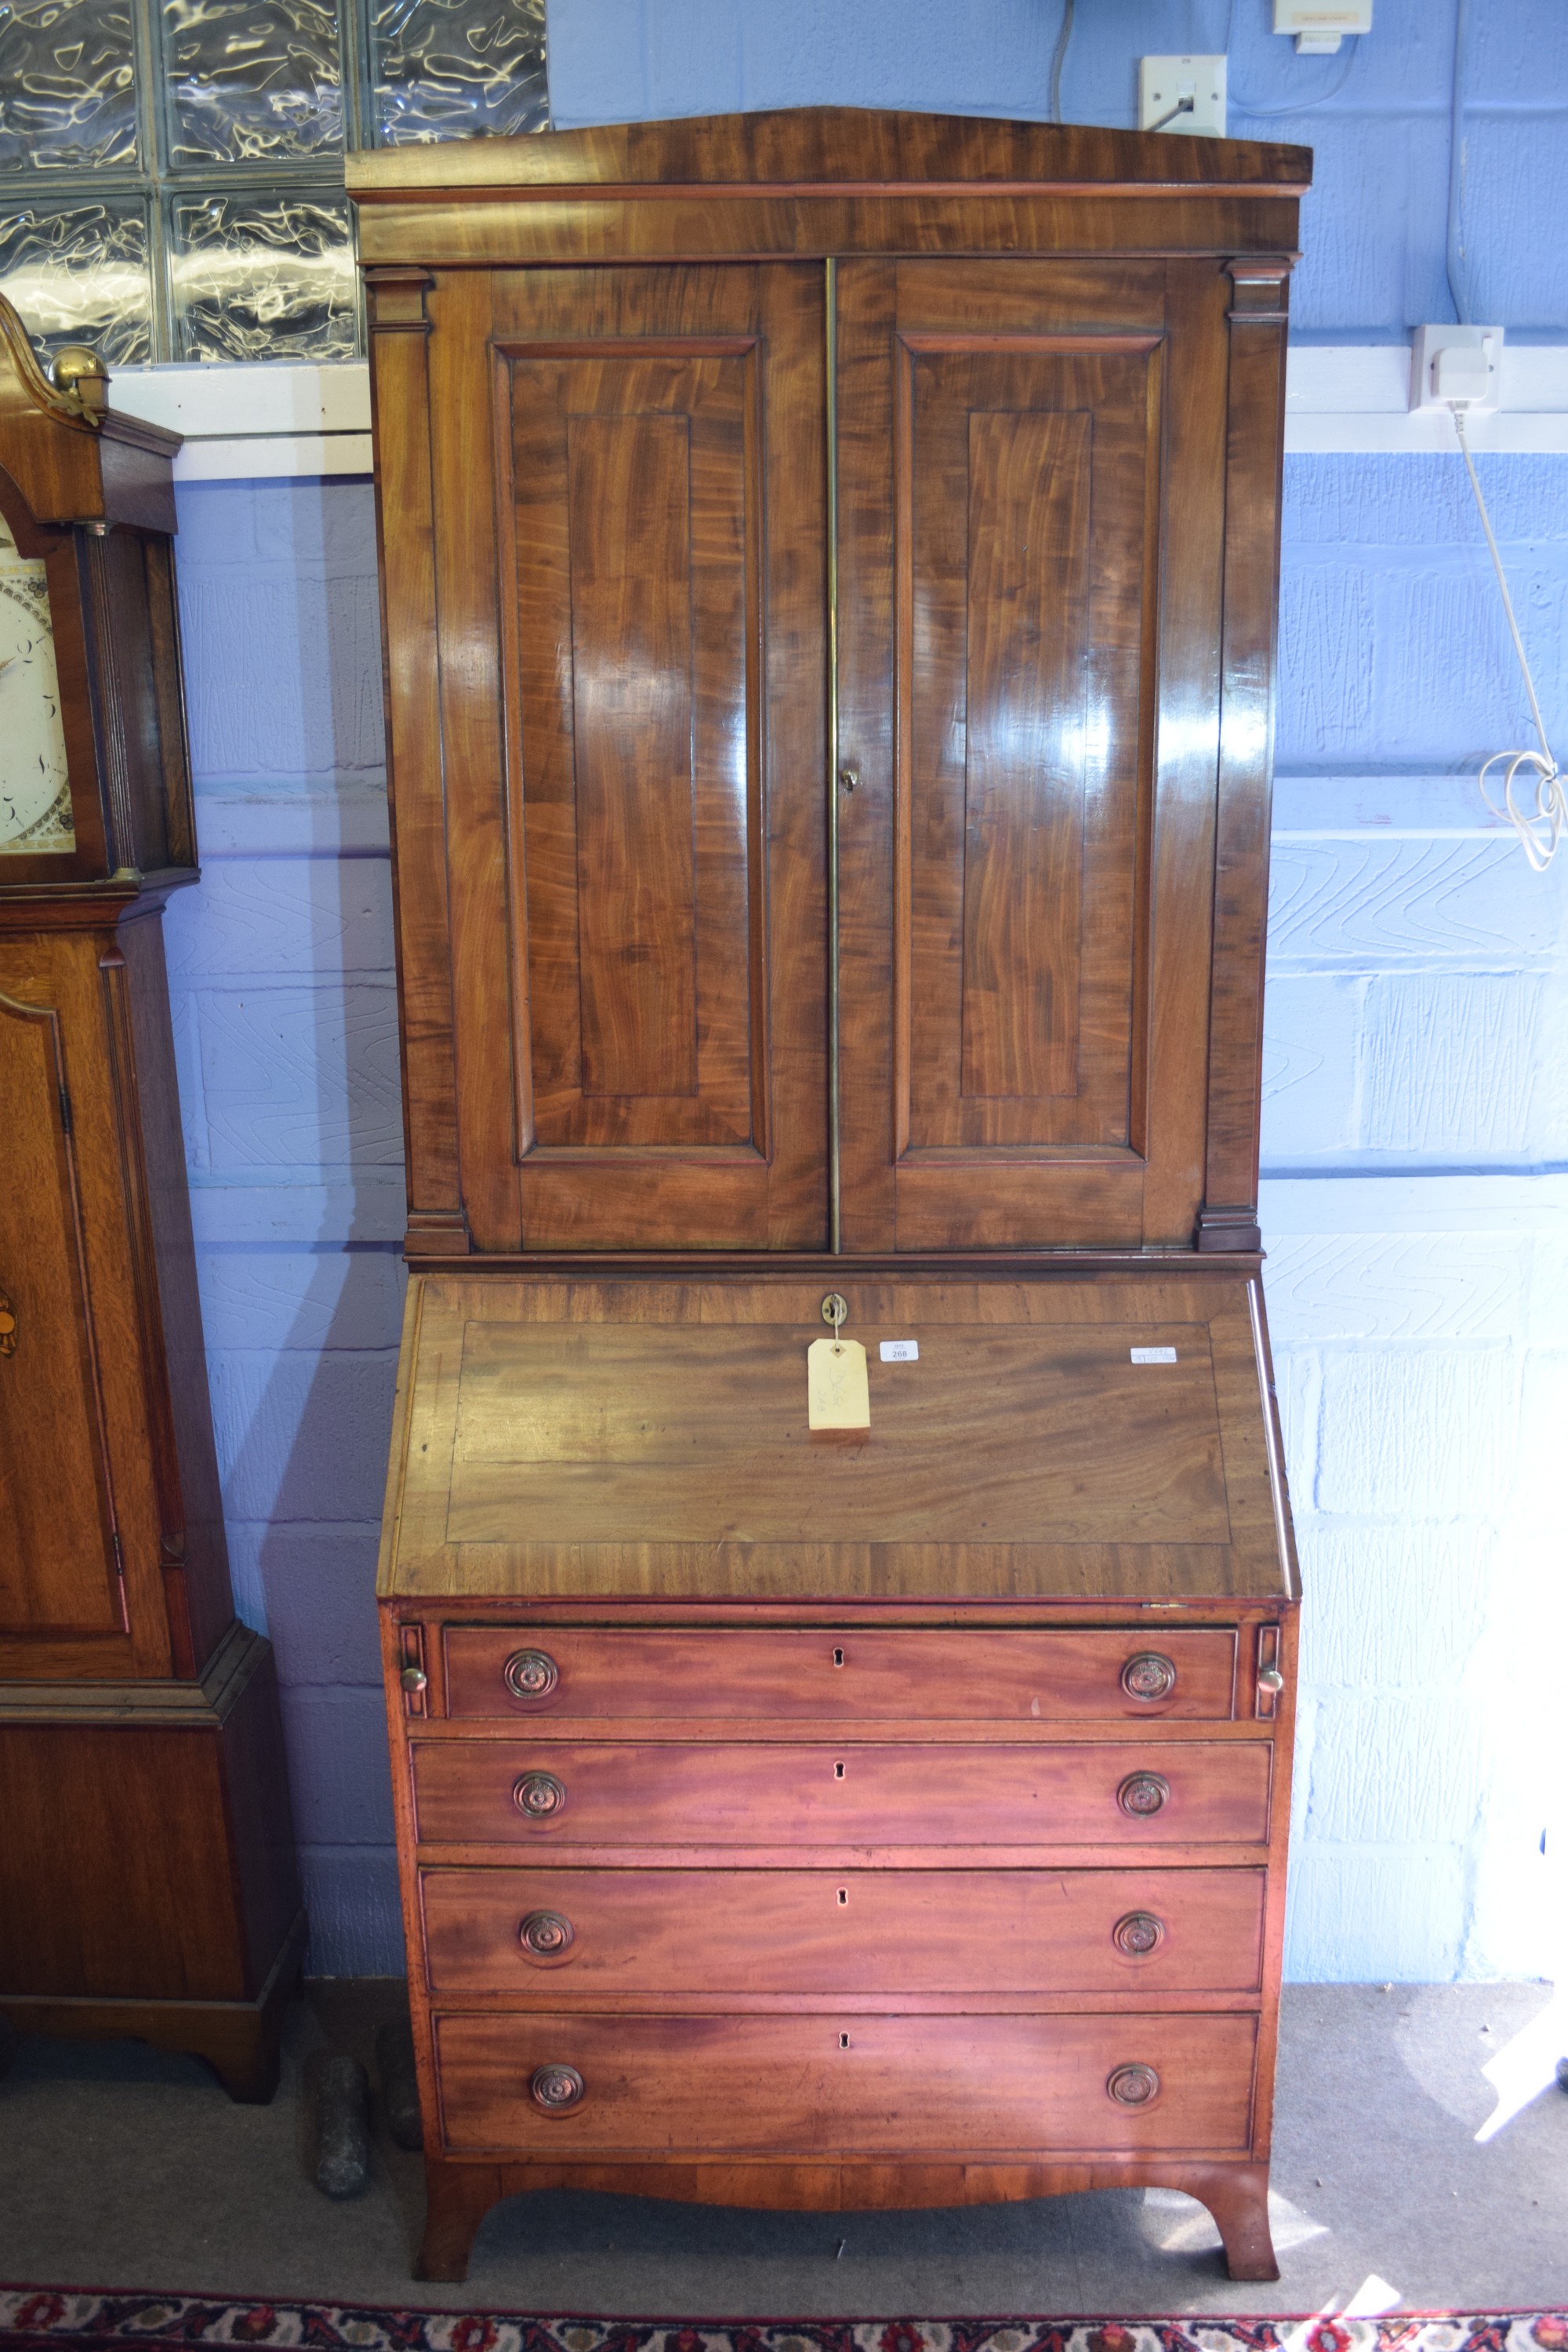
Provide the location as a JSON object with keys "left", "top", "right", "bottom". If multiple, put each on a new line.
{"left": 0, "top": 514, "right": 74, "bottom": 854}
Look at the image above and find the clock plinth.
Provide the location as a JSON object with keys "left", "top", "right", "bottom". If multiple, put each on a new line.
{"left": 0, "top": 295, "right": 303, "bottom": 2096}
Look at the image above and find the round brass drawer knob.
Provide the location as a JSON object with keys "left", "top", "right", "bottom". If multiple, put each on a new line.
{"left": 531, "top": 2063, "right": 584, "bottom": 2112}
{"left": 399, "top": 1664, "right": 427, "bottom": 1694}
{"left": 1112, "top": 1910, "right": 1165, "bottom": 1957}
{"left": 1117, "top": 1771, "right": 1170, "bottom": 1818}
{"left": 513, "top": 1770, "right": 566, "bottom": 1819}
{"left": 1107, "top": 2062, "right": 1160, "bottom": 2107}
{"left": 504, "top": 1648, "right": 559, "bottom": 1701}
{"left": 1258, "top": 1666, "right": 1285, "bottom": 1695}
{"left": 1121, "top": 1652, "right": 1177, "bottom": 1703}
{"left": 520, "top": 1909, "right": 575, "bottom": 1958}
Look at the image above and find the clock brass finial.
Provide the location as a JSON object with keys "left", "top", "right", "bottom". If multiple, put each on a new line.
{"left": 51, "top": 343, "right": 109, "bottom": 419}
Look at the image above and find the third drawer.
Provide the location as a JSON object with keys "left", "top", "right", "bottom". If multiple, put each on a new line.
{"left": 421, "top": 1864, "right": 1267, "bottom": 1994}
{"left": 410, "top": 1740, "right": 1272, "bottom": 1847}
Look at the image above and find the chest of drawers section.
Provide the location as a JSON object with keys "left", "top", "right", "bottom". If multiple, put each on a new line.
{"left": 384, "top": 1608, "right": 1295, "bottom": 2279}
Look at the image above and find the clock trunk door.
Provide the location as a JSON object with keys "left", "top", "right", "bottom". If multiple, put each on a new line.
{"left": 834, "top": 257, "right": 1229, "bottom": 1250}
{"left": 420, "top": 263, "right": 829, "bottom": 1252}
{"left": 0, "top": 931, "right": 176, "bottom": 1676}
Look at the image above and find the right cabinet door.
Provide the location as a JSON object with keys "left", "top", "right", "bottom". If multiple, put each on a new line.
{"left": 835, "top": 258, "right": 1232, "bottom": 1251}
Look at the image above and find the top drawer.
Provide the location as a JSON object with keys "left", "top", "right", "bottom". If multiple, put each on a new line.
{"left": 441, "top": 1627, "right": 1237, "bottom": 1722}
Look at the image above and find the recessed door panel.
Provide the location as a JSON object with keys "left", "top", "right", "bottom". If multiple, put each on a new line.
{"left": 901, "top": 346, "right": 1157, "bottom": 1154}
{"left": 0, "top": 987, "right": 121, "bottom": 1637}
{"left": 507, "top": 356, "right": 753, "bottom": 1145}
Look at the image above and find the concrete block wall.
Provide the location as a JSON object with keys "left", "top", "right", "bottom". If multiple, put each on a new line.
{"left": 159, "top": 0, "right": 1568, "bottom": 1979}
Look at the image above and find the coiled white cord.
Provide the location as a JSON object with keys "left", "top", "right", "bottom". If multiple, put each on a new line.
{"left": 1452, "top": 407, "right": 1565, "bottom": 872}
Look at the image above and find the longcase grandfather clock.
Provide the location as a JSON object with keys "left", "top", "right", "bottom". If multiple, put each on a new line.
{"left": 0, "top": 296, "right": 303, "bottom": 2102}
{"left": 350, "top": 110, "right": 1309, "bottom": 2281}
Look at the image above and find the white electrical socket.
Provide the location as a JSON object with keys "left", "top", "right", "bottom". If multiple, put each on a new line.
{"left": 1410, "top": 324, "right": 1504, "bottom": 415}
{"left": 1272, "top": 0, "right": 1372, "bottom": 52}
{"left": 1138, "top": 55, "right": 1227, "bottom": 137}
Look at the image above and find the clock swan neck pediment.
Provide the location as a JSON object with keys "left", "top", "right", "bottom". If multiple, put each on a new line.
{"left": 0, "top": 292, "right": 179, "bottom": 535}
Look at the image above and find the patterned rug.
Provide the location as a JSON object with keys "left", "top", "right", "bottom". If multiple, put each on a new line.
{"left": 2, "top": 2297, "right": 1566, "bottom": 2352}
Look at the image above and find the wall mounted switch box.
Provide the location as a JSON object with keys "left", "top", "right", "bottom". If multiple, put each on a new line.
{"left": 1138, "top": 56, "right": 1226, "bottom": 136}
{"left": 1410, "top": 325, "right": 1503, "bottom": 415}
{"left": 1273, "top": 0, "right": 1371, "bottom": 51}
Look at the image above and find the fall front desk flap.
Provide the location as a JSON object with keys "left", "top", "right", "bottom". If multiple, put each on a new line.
{"left": 379, "top": 1274, "right": 1294, "bottom": 1604}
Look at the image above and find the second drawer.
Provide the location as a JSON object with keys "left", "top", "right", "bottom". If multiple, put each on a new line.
{"left": 421, "top": 1864, "right": 1267, "bottom": 1994}
{"left": 410, "top": 1740, "right": 1272, "bottom": 1847}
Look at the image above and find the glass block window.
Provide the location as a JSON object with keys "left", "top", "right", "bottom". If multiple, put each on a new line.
{"left": 0, "top": 0, "right": 546, "bottom": 364}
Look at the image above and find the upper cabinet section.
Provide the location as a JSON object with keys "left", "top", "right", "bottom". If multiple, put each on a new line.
{"left": 354, "top": 109, "right": 1308, "bottom": 1262}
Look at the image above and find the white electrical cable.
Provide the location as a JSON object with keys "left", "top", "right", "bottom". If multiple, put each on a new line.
{"left": 1450, "top": 406, "right": 1565, "bottom": 871}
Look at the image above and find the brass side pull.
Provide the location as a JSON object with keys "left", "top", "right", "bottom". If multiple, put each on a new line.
{"left": 519, "top": 1910, "right": 574, "bottom": 1958}
{"left": 1258, "top": 1666, "right": 1285, "bottom": 1695}
{"left": 513, "top": 1771, "right": 566, "bottom": 1819}
{"left": 0, "top": 1285, "right": 16, "bottom": 1359}
{"left": 530, "top": 2063, "right": 584, "bottom": 2112}
{"left": 1117, "top": 1771, "right": 1170, "bottom": 1819}
{"left": 504, "top": 1648, "right": 559, "bottom": 1701}
{"left": 1121, "top": 1653, "right": 1177, "bottom": 1703}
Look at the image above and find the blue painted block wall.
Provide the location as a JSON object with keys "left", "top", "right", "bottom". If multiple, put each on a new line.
{"left": 162, "top": 0, "right": 1568, "bottom": 1978}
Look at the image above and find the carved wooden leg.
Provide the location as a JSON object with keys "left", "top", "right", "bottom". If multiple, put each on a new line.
{"left": 416, "top": 2160, "right": 505, "bottom": 2282}
{"left": 1189, "top": 2161, "right": 1279, "bottom": 2282}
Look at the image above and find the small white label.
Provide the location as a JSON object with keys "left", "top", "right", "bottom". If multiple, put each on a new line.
{"left": 880, "top": 1340, "right": 919, "bottom": 1363}
{"left": 1131, "top": 1346, "right": 1178, "bottom": 1365}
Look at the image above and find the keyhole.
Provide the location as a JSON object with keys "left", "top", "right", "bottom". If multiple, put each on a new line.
{"left": 834, "top": 1761, "right": 845, "bottom": 1780}
{"left": 833, "top": 1647, "right": 844, "bottom": 1668}
{"left": 837, "top": 1888, "right": 848, "bottom": 1905}
{"left": 839, "top": 2033, "right": 850, "bottom": 2049}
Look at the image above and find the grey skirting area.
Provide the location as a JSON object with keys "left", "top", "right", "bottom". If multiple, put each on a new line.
{"left": 0, "top": 1981, "right": 1564, "bottom": 2315}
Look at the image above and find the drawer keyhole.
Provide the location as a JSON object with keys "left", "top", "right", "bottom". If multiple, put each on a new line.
{"left": 833, "top": 1647, "right": 845, "bottom": 1667}
{"left": 837, "top": 1887, "right": 848, "bottom": 1905}
{"left": 839, "top": 2033, "right": 850, "bottom": 2049}
{"left": 834, "top": 1761, "right": 845, "bottom": 1780}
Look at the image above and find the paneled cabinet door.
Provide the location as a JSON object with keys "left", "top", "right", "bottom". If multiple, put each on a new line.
{"left": 834, "top": 259, "right": 1232, "bottom": 1251}
{"left": 0, "top": 924, "right": 183, "bottom": 1679}
{"left": 406, "top": 262, "right": 829, "bottom": 1253}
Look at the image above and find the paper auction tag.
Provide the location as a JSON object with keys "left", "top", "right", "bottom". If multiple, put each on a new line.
{"left": 808, "top": 1336, "right": 870, "bottom": 1429}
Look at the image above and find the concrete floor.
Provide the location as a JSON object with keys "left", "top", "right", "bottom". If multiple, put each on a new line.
{"left": 1, "top": 1982, "right": 1565, "bottom": 2318}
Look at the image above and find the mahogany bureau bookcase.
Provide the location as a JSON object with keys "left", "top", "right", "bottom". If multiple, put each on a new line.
{"left": 347, "top": 107, "right": 1308, "bottom": 2282}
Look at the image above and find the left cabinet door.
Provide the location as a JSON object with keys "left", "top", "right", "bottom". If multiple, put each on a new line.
{"left": 0, "top": 925, "right": 176, "bottom": 1676}
{"left": 379, "top": 261, "right": 830, "bottom": 1252}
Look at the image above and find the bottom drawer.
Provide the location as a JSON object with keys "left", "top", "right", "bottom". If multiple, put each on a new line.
{"left": 432, "top": 2009, "right": 1258, "bottom": 2158}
